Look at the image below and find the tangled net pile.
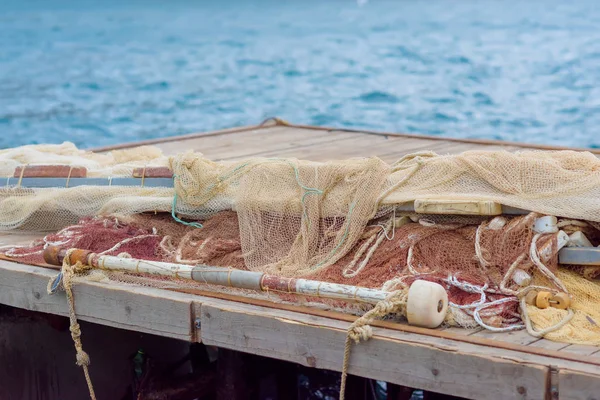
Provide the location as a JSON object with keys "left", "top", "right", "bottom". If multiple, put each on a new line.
{"left": 1, "top": 142, "right": 600, "bottom": 346}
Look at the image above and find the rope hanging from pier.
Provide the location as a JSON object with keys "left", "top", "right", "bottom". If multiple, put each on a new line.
{"left": 339, "top": 289, "right": 408, "bottom": 400}
{"left": 47, "top": 248, "right": 97, "bottom": 400}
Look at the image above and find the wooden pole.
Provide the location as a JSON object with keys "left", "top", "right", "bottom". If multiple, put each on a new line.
{"left": 44, "top": 247, "right": 390, "bottom": 305}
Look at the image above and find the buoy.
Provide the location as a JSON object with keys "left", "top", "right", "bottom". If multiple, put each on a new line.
{"left": 535, "top": 291, "right": 552, "bottom": 309}
{"left": 512, "top": 269, "right": 532, "bottom": 287}
{"left": 567, "top": 231, "right": 593, "bottom": 248}
{"left": 550, "top": 292, "right": 571, "bottom": 310}
{"left": 525, "top": 290, "right": 538, "bottom": 306}
{"left": 533, "top": 216, "right": 558, "bottom": 234}
{"left": 406, "top": 280, "right": 448, "bottom": 328}
{"left": 488, "top": 216, "right": 507, "bottom": 230}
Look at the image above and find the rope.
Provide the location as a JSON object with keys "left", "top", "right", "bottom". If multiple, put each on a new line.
{"left": 47, "top": 249, "right": 97, "bottom": 400}
{"left": 342, "top": 216, "right": 394, "bottom": 278}
{"left": 339, "top": 289, "right": 408, "bottom": 400}
{"left": 520, "top": 298, "right": 575, "bottom": 337}
{"left": 171, "top": 189, "right": 203, "bottom": 229}
{"left": 473, "top": 298, "right": 524, "bottom": 332}
{"left": 140, "top": 165, "right": 147, "bottom": 187}
{"left": 259, "top": 117, "right": 291, "bottom": 126}
{"left": 529, "top": 233, "right": 568, "bottom": 293}
{"left": 65, "top": 166, "right": 74, "bottom": 188}
{"left": 474, "top": 222, "right": 490, "bottom": 271}
{"left": 16, "top": 164, "right": 26, "bottom": 188}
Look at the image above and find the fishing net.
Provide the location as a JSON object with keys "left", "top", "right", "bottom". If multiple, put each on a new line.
{"left": 169, "top": 153, "right": 393, "bottom": 275}
{"left": 0, "top": 142, "right": 175, "bottom": 230}
{"left": 3, "top": 210, "right": 600, "bottom": 344}
{"left": 2, "top": 142, "right": 600, "bottom": 345}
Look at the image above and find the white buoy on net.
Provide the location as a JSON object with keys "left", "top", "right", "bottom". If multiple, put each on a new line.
{"left": 533, "top": 216, "right": 558, "bottom": 234}
{"left": 406, "top": 280, "right": 448, "bottom": 328}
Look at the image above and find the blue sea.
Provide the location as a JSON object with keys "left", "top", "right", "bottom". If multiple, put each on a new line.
{"left": 1, "top": 0, "right": 600, "bottom": 149}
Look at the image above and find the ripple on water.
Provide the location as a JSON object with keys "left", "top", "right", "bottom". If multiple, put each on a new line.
{"left": 1, "top": 0, "right": 600, "bottom": 149}
{"left": 356, "top": 91, "right": 400, "bottom": 104}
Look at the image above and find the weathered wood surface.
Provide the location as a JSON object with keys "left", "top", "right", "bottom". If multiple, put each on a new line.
{"left": 1, "top": 256, "right": 600, "bottom": 399}
{"left": 3, "top": 123, "right": 600, "bottom": 399}
{"left": 90, "top": 120, "right": 600, "bottom": 157}
{"left": 196, "top": 299, "right": 600, "bottom": 400}
{"left": 0, "top": 258, "right": 195, "bottom": 341}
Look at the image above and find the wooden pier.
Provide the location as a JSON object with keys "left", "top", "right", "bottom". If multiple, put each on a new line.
{"left": 1, "top": 120, "right": 599, "bottom": 399}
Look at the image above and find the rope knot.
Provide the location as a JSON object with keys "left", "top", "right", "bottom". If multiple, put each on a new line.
{"left": 348, "top": 325, "right": 373, "bottom": 343}
{"left": 72, "top": 261, "right": 92, "bottom": 274}
{"left": 374, "top": 300, "right": 397, "bottom": 315}
{"left": 70, "top": 322, "right": 82, "bottom": 341}
{"left": 76, "top": 350, "right": 91, "bottom": 367}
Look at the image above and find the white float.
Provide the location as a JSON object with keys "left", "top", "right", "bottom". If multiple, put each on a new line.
{"left": 406, "top": 280, "right": 448, "bottom": 328}
{"left": 567, "top": 231, "right": 593, "bottom": 248}
{"left": 533, "top": 216, "right": 558, "bottom": 234}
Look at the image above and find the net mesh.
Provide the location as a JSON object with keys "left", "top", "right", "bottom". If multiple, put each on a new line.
{"left": 2, "top": 142, "right": 600, "bottom": 344}
{"left": 4, "top": 210, "right": 600, "bottom": 344}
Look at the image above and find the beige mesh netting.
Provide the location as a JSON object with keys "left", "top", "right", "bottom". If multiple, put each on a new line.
{"left": 0, "top": 142, "right": 176, "bottom": 230}
{"left": 382, "top": 150, "right": 600, "bottom": 220}
{"left": 4, "top": 143, "right": 600, "bottom": 232}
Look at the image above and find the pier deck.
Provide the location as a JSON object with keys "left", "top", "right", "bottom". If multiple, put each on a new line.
{"left": 1, "top": 120, "right": 599, "bottom": 399}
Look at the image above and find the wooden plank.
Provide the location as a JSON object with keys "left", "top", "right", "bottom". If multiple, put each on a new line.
{"left": 252, "top": 134, "right": 408, "bottom": 161}
{"left": 132, "top": 166, "right": 173, "bottom": 178}
{"left": 414, "top": 199, "right": 502, "bottom": 216}
{"left": 441, "top": 326, "right": 484, "bottom": 336}
{"left": 91, "top": 121, "right": 600, "bottom": 156}
{"left": 376, "top": 139, "right": 466, "bottom": 163}
{"left": 13, "top": 165, "right": 87, "bottom": 178}
{"left": 0, "top": 260, "right": 194, "bottom": 341}
{"left": 197, "top": 301, "right": 551, "bottom": 400}
{"left": 152, "top": 126, "right": 293, "bottom": 155}
{"left": 561, "top": 344, "right": 600, "bottom": 357}
{"left": 90, "top": 122, "right": 270, "bottom": 152}
{"left": 285, "top": 122, "right": 600, "bottom": 154}
{"left": 528, "top": 339, "right": 570, "bottom": 352}
{"left": 559, "top": 369, "right": 600, "bottom": 400}
{"left": 471, "top": 328, "right": 540, "bottom": 346}
{"left": 0, "top": 232, "right": 44, "bottom": 247}
{"left": 215, "top": 131, "right": 364, "bottom": 161}
{"left": 155, "top": 127, "right": 354, "bottom": 159}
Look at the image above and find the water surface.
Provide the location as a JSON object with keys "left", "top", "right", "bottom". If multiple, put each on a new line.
{"left": 1, "top": 0, "right": 600, "bottom": 148}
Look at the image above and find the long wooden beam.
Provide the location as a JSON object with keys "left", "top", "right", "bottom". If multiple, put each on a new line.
{"left": 88, "top": 118, "right": 600, "bottom": 155}
{"left": 0, "top": 257, "right": 599, "bottom": 399}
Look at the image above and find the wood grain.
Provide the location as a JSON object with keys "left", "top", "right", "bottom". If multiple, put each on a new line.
{"left": 0, "top": 259, "right": 194, "bottom": 340}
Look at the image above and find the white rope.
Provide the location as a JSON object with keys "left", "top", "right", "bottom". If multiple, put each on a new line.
{"left": 98, "top": 234, "right": 159, "bottom": 255}
{"left": 474, "top": 222, "right": 490, "bottom": 271}
{"left": 529, "top": 233, "right": 568, "bottom": 293}
{"left": 473, "top": 297, "right": 525, "bottom": 332}
{"left": 520, "top": 298, "right": 575, "bottom": 337}
{"left": 445, "top": 275, "right": 489, "bottom": 310}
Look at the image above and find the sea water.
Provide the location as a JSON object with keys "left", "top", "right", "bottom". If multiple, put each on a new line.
{"left": 1, "top": 0, "right": 600, "bottom": 148}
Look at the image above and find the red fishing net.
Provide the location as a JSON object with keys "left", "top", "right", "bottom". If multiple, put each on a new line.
{"left": 4, "top": 209, "right": 589, "bottom": 330}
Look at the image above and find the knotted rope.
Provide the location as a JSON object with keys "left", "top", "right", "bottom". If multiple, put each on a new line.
{"left": 47, "top": 249, "right": 97, "bottom": 400}
{"left": 339, "top": 289, "right": 408, "bottom": 400}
